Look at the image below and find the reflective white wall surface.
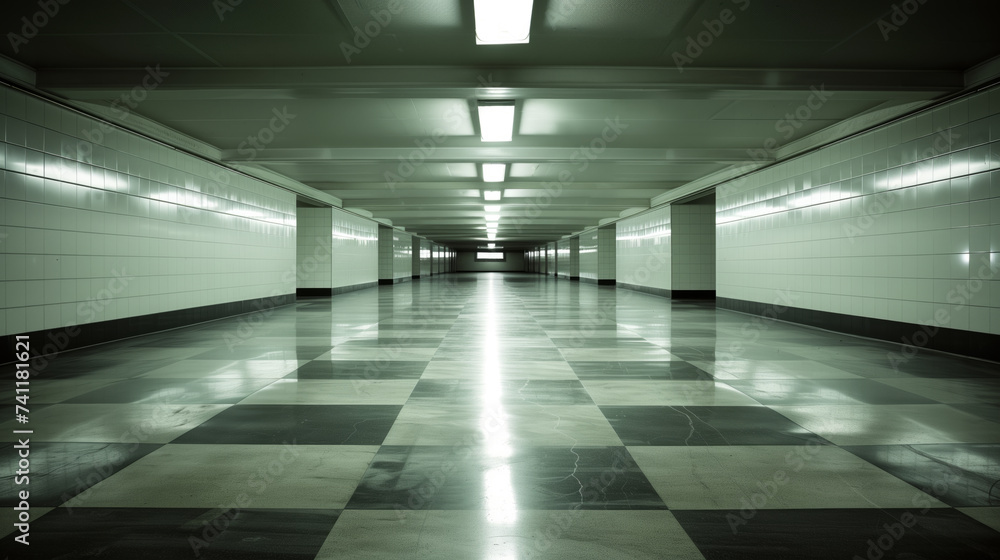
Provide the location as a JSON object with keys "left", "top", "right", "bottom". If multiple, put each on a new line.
{"left": 617, "top": 205, "right": 671, "bottom": 290}
{"left": 717, "top": 86, "right": 1000, "bottom": 334}
{"left": 331, "top": 208, "right": 378, "bottom": 289}
{"left": 579, "top": 230, "right": 598, "bottom": 281}
{"left": 0, "top": 85, "right": 296, "bottom": 335}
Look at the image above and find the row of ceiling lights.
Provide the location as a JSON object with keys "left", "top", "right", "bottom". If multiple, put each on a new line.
{"left": 474, "top": 0, "right": 533, "bottom": 240}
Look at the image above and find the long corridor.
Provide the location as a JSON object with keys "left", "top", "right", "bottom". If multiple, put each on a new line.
{"left": 2, "top": 273, "right": 999, "bottom": 559}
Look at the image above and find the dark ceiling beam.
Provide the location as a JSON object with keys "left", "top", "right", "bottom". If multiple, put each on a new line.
{"left": 37, "top": 66, "right": 963, "bottom": 100}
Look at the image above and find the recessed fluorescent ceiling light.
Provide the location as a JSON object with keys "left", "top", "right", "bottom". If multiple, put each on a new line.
{"left": 477, "top": 101, "right": 515, "bottom": 142}
{"left": 487, "top": 232, "right": 497, "bottom": 240}
{"left": 474, "top": 0, "right": 533, "bottom": 45}
{"left": 488, "top": 243, "right": 496, "bottom": 249}
{"left": 484, "top": 205, "right": 501, "bottom": 213}
{"left": 483, "top": 163, "right": 507, "bottom": 182}
{"left": 483, "top": 190, "right": 502, "bottom": 201}
{"left": 485, "top": 213, "right": 500, "bottom": 221}
{"left": 486, "top": 222, "right": 499, "bottom": 230}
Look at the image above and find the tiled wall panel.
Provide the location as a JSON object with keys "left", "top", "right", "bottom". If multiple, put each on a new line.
{"left": 717, "top": 85, "right": 1000, "bottom": 335}
{"left": 0, "top": 86, "right": 295, "bottom": 336}
{"left": 579, "top": 231, "right": 598, "bottom": 281}
{"left": 556, "top": 239, "right": 570, "bottom": 278}
{"left": 296, "top": 208, "right": 332, "bottom": 289}
{"left": 393, "top": 231, "right": 412, "bottom": 280}
{"left": 616, "top": 205, "right": 671, "bottom": 289}
{"left": 330, "top": 208, "right": 377, "bottom": 289}
{"left": 672, "top": 204, "right": 716, "bottom": 290}
{"left": 598, "top": 227, "right": 617, "bottom": 281}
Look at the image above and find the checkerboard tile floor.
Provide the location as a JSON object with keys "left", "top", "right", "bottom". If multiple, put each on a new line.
{"left": 2, "top": 273, "right": 999, "bottom": 559}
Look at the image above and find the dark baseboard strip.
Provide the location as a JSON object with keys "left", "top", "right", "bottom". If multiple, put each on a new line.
{"left": 412, "top": 275, "right": 420, "bottom": 279}
{"left": 717, "top": 296, "right": 999, "bottom": 362}
{"left": 297, "top": 288, "right": 332, "bottom": 297}
{"left": 617, "top": 282, "right": 670, "bottom": 299}
{"left": 570, "top": 276, "right": 580, "bottom": 282}
{"left": 598, "top": 279, "right": 616, "bottom": 286}
{"left": 673, "top": 290, "right": 717, "bottom": 300}
{"left": 580, "top": 277, "right": 597, "bottom": 285}
{"left": 2, "top": 293, "right": 296, "bottom": 366}
{"left": 331, "top": 281, "right": 378, "bottom": 296}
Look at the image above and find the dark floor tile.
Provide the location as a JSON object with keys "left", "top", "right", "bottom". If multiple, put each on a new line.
{"left": 724, "top": 378, "right": 936, "bottom": 405}
{"left": 21, "top": 359, "right": 181, "bottom": 380}
{"left": 406, "top": 379, "right": 594, "bottom": 405}
{"left": 289, "top": 360, "right": 427, "bottom": 379}
{"left": 191, "top": 346, "right": 331, "bottom": 360}
{"left": 833, "top": 358, "right": 1000, "bottom": 379}
{"left": 843, "top": 444, "right": 1000, "bottom": 507}
{"left": 335, "top": 338, "right": 444, "bottom": 348}
{"left": 347, "top": 446, "right": 664, "bottom": 511}
{"left": 668, "top": 346, "right": 807, "bottom": 361}
{"left": 0, "top": 507, "right": 339, "bottom": 559}
{"left": 64, "top": 378, "right": 276, "bottom": 404}
{"left": 950, "top": 403, "right": 1000, "bottom": 423}
{"left": 672, "top": 508, "right": 1000, "bottom": 560}
{"left": 0, "top": 442, "right": 161, "bottom": 506}
{"left": 432, "top": 347, "right": 566, "bottom": 361}
{"left": 601, "top": 406, "right": 830, "bottom": 446}
{"left": 549, "top": 338, "right": 662, "bottom": 349}
{"left": 171, "top": 404, "right": 401, "bottom": 445}
{"left": 569, "top": 361, "right": 713, "bottom": 380}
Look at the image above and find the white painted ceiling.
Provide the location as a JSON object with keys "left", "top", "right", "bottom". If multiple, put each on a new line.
{"left": 3, "top": 0, "right": 999, "bottom": 248}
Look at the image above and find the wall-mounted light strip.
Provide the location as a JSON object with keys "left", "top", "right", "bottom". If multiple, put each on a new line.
{"left": 474, "top": 0, "right": 533, "bottom": 45}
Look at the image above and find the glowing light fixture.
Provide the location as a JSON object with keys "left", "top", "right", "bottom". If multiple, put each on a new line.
{"left": 474, "top": 0, "right": 533, "bottom": 45}
{"left": 482, "top": 163, "right": 507, "bottom": 182}
{"left": 477, "top": 101, "right": 515, "bottom": 142}
{"left": 483, "top": 190, "right": 502, "bottom": 201}
{"left": 485, "top": 213, "right": 501, "bottom": 221}
{"left": 486, "top": 222, "right": 499, "bottom": 229}
{"left": 484, "top": 205, "right": 501, "bottom": 213}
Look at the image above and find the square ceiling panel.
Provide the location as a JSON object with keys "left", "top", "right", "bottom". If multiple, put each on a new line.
{"left": 338, "top": 0, "right": 462, "bottom": 29}
{"left": 544, "top": 0, "right": 699, "bottom": 35}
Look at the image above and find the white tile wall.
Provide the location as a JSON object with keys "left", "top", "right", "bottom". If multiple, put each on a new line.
{"left": 717, "top": 85, "right": 1000, "bottom": 335}
{"left": 672, "top": 204, "right": 716, "bottom": 290}
{"left": 570, "top": 237, "right": 580, "bottom": 276}
{"left": 393, "top": 231, "right": 412, "bottom": 280}
{"left": 616, "top": 205, "right": 671, "bottom": 289}
{"left": 579, "top": 231, "right": 598, "bottom": 281}
{"left": 420, "top": 241, "right": 431, "bottom": 276}
{"left": 556, "top": 239, "right": 570, "bottom": 278}
{"left": 0, "top": 85, "right": 295, "bottom": 336}
{"left": 377, "top": 226, "right": 392, "bottom": 280}
{"left": 296, "top": 208, "right": 332, "bottom": 289}
{"left": 331, "top": 208, "right": 377, "bottom": 288}
{"left": 598, "top": 227, "right": 616, "bottom": 281}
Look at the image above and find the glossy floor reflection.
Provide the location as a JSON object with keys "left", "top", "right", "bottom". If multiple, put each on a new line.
{"left": 1, "top": 272, "right": 999, "bottom": 559}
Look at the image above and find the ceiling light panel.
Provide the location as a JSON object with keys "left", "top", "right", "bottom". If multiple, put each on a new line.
{"left": 477, "top": 101, "right": 515, "bottom": 142}
{"left": 474, "top": 0, "right": 533, "bottom": 44}
{"left": 482, "top": 163, "right": 507, "bottom": 182}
